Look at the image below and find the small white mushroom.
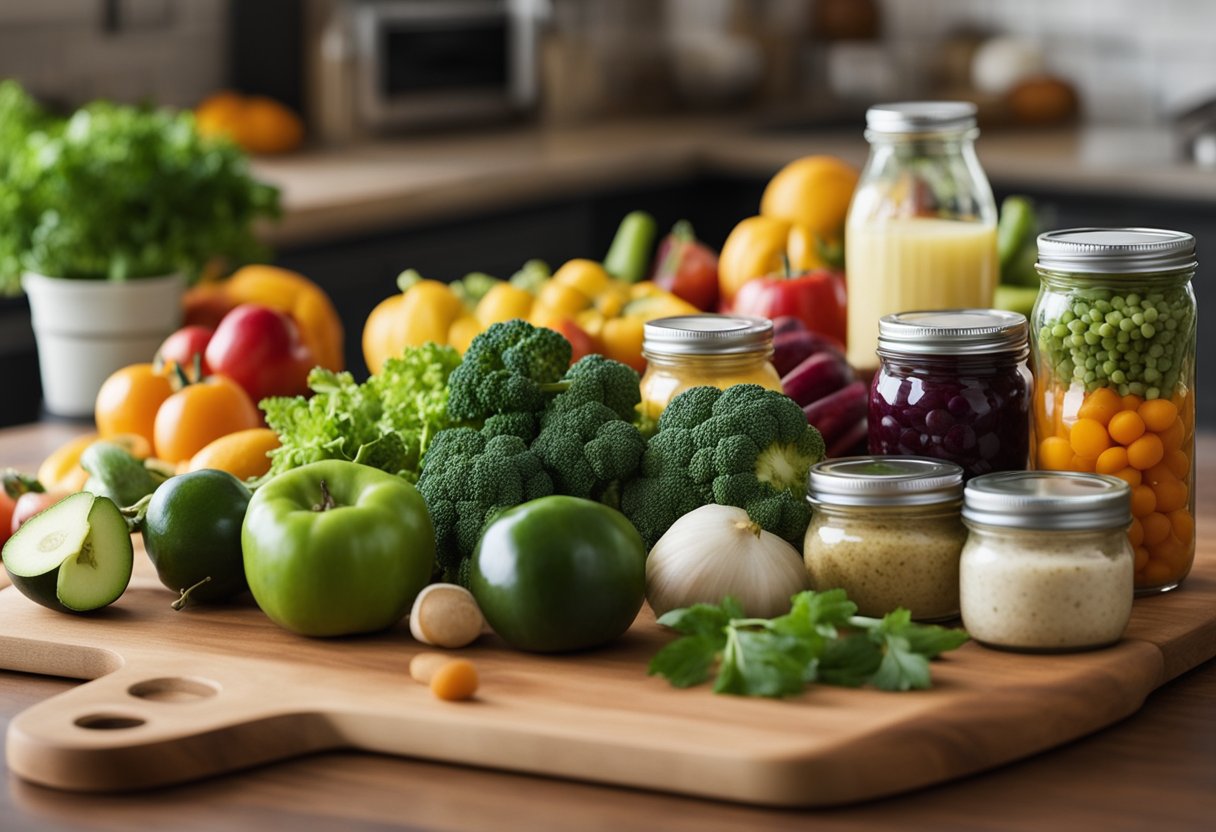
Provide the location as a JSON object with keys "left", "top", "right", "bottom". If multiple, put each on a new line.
{"left": 409, "top": 583, "right": 486, "bottom": 648}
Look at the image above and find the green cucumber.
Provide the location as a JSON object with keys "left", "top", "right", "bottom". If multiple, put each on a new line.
{"left": 80, "top": 440, "right": 158, "bottom": 507}
{"left": 604, "top": 210, "right": 658, "bottom": 283}
{"left": 2, "top": 492, "right": 133, "bottom": 613}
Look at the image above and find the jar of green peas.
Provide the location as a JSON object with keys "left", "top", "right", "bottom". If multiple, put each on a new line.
{"left": 1030, "top": 228, "right": 1197, "bottom": 595}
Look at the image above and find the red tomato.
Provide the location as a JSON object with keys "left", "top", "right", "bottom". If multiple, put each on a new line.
{"left": 0, "top": 491, "right": 14, "bottom": 548}
{"left": 156, "top": 325, "right": 215, "bottom": 379}
{"left": 204, "top": 304, "right": 315, "bottom": 405}
{"left": 731, "top": 269, "right": 847, "bottom": 348}
{"left": 650, "top": 221, "right": 720, "bottom": 312}
{"left": 554, "top": 318, "right": 595, "bottom": 364}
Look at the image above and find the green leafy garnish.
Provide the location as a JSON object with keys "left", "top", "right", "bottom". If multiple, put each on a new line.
{"left": 649, "top": 590, "right": 969, "bottom": 698}
{"left": 262, "top": 343, "right": 463, "bottom": 482}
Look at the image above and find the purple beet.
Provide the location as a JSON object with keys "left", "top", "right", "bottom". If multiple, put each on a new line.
{"left": 770, "top": 316, "right": 807, "bottom": 337}
{"left": 773, "top": 330, "right": 845, "bottom": 377}
{"left": 827, "top": 417, "right": 869, "bottom": 458}
{"left": 782, "top": 351, "right": 852, "bottom": 408}
{"left": 803, "top": 381, "right": 868, "bottom": 449}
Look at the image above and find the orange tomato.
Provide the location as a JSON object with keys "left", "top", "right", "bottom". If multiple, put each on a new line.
{"left": 153, "top": 376, "right": 261, "bottom": 464}
{"left": 95, "top": 364, "right": 174, "bottom": 448}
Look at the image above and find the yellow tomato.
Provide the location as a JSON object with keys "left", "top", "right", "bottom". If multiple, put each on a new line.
{"left": 475, "top": 283, "right": 534, "bottom": 328}
{"left": 551, "top": 259, "right": 614, "bottom": 298}
{"left": 185, "top": 427, "right": 280, "bottom": 481}
{"left": 153, "top": 376, "right": 261, "bottom": 464}
{"left": 95, "top": 364, "right": 175, "bottom": 449}
{"left": 448, "top": 315, "right": 482, "bottom": 354}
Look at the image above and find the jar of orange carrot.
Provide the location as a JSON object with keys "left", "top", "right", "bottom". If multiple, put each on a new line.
{"left": 1030, "top": 229, "right": 1197, "bottom": 594}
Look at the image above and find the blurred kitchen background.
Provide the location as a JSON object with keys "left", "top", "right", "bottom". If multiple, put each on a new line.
{"left": 2, "top": 0, "right": 1215, "bottom": 426}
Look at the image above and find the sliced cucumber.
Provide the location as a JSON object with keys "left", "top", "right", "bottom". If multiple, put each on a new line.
{"left": 3, "top": 492, "right": 133, "bottom": 613}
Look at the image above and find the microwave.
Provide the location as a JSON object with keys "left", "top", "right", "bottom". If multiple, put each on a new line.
{"left": 346, "top": 0, "right": 541, "bottom": 132}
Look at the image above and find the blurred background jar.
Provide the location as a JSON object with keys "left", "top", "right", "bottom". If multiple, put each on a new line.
{"left": 869, "top": 309, "right": 1030, "bottom": 479}
{"left": 639, "top": 315, "right": 782, "bottom": 420}
{"left": 1030, "top": 228, "right": 1197, "bottom": 595}
{"left": 844, "top": 101, "right": 998, "bottom": 372}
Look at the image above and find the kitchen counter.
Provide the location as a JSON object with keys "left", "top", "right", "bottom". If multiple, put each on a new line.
{"left": 0, "top": 420, "right": 1214, "bottom": 830}
{"left": 252, "top": 117, "right": 1216, "bottom": 249}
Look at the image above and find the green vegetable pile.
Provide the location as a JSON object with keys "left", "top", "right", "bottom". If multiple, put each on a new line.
{"left": 650, "top": 591, "right": 969, "bottom": 697}
{"left": 1036, "top": 287, "right": 1195, "bottom": 399}
{"left": 419, "top": 323, "right": 647, "bottom": 581}
{"left": 262, "top": 343, "right": 463, "bottom": 482}
{"left": 0, "top": 80, "right": 279, "bottom": 294}
{"left": 621, "top": 384, "right": 825, "bottom": 549}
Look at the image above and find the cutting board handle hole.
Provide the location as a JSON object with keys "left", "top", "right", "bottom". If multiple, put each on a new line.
{"left": 74, "top": 714, "right": 145, "bottom": 731}
{"left": 127, "top": 677, "right": 220, "bottom": 703}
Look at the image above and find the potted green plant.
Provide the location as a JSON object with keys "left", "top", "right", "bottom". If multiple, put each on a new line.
{"left": 0, "top": 81, "right": 279, "bottom": 417}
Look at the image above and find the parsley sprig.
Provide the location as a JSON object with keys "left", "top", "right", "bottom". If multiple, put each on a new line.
{"left": 648, "top": 590, "right": 969, "bottom": 698}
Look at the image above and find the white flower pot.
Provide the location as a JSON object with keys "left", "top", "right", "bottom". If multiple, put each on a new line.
{"left": 22, "top": 272, "right": 185, "bottom": 418}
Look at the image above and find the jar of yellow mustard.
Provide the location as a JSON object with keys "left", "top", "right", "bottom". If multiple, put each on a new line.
{"left": 640, "top": 315, "right": 783, "bottom": 419}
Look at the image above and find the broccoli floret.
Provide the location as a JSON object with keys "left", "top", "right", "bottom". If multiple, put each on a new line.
{"left": 447, "top": 320, "right": 572, "bottom": 422}
{"left": 532, "top": 399, "right": 645, "bottom": 502}
{"left": 417, "top": 426, "right": 553, "bottom": 583}
{"left": 621, "top": 384, "right": 825, "bottom": 549}
{"left": 559, "top": 353, "right": 642, "bottom": 421}
{"left": 482, "top": 411, "right": 538, "bottom": 443}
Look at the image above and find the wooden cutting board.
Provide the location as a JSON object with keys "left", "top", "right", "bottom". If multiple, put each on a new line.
{"left": 1, "top": 547, "right": 1214, "bottom": 808}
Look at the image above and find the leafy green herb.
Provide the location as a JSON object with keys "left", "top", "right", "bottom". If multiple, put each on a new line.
{"left": 649, "top": 590, "right": 969, "bottom": 698}
{"left": 262, "top": 343, "right": 463, "bottom": 482}
{"left": 0, "top": 80, "right": 278, "bottom": 294}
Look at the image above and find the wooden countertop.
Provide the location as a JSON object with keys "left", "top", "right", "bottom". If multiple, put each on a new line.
{"left": 0, "top": 421, "right": 1214, "bottom": 829}
{"left": 251, "top": 117, "right": 1216, "bottom": 249}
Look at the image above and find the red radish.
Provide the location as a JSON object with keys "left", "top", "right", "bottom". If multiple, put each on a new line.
{"left": 11, "top": 491, "right": 67, "bottom": 534}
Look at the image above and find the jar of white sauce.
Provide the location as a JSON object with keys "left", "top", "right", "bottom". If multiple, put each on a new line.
{"left": 960, "top": 471, "right": 1134, "bottom": 652}
{"left": 804, "top": 456, "right": 967, "bottom": 622}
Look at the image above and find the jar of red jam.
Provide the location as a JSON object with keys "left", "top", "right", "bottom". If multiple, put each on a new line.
{"left": 868, "top": 309, "right": 1031, "bottom": 478}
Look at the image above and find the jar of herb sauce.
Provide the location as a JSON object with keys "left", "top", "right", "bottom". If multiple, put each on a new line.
{"left": 1030, "top": 229, "right": 1197, "bottom": 595}
{"left": 804, "top": 456, "right": 966, "bottom": 622}
{"left": 960, "top": 471, "right": 1134, "bottom": 652}
{"left": 869, "top": 309, "right": 1031, "bottom": 479}
{"left": 639, "top": 315, "right": 783, "bottom": 420}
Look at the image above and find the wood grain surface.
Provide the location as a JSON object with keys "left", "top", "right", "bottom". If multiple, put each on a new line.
{"left": 0, "top": 515, "right": 1213, "bottom": 806}
{"left": 0, "top": 424, "right": 1214, "bottom": 829}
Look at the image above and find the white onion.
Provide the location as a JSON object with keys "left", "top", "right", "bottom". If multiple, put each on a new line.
{"left": 646, "top": 504, "right": 809, "bottom": 619}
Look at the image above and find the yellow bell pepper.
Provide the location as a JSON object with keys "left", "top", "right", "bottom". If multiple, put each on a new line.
{"left": 447, "top": 315, "right": 482, "bottom": 353}
{"left": 718, "top": 216, "right": 792, "bottom": 304}
{"left": 362, "top": 280, "right": 465, "bottom": 374}
{"left": 551, "top": 259, "right": 614, "bottom": 298}
{"left": 475, "top": 283, "right": 534, "bottom": 328}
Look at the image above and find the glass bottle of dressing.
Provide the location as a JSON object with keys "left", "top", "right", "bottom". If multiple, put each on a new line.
{"left": 845, "top": 101, "right": 999, "bottom": 372}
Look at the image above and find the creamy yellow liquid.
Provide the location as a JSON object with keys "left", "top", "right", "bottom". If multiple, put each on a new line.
{"left": 845, "top": 218, "right": 998, "bottom": 370}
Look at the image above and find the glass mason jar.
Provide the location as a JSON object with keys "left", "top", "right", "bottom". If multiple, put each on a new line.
{"left": 1030, "top": 228, "right": 1197, "bottom": 595}
{"left": 845, "top": 101, "right": 999, "bottom": 372}
{"left": 869, "top": 309, "right": 1031, "bottom": 479}
{"left": 804, "top": 456, "right": 966, "bottom": 622}
{"left": 639, "top": 315, "right": 783, "bottom": 420}
{"left": 961, "top": 471, "right": 1134, "bottom": 652}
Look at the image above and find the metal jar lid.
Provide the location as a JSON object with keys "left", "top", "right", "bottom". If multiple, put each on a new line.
{"left": 643, "top": 315, "right": 772, "bottom": 356}
{"left": 865, "top": 101, "right": 977, "bottom": 135}
{"left": 807, "top": 456, "right": 964, "bottom": 508}
{"left": 963, "top": 471, "right": 1131, "bottom": 531}
{"left": 1036, "top": 228, "right": 1197, "bottom": 274}
{"left": 877, "top": 309, "right": 1028, "bottom": 357}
